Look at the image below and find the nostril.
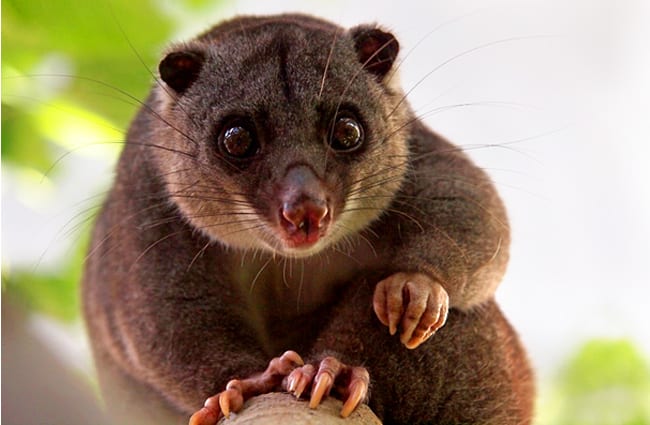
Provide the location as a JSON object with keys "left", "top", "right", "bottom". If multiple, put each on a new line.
{"left": 281, "top": 203, "right": 305, "bottom": 229}
{"left": 311, "top": 204, "right": 329, "bottom": 227}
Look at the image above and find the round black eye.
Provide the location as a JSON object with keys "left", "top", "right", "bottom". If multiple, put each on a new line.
{"left": 330, "top": 116, "right": 364, "bottom": 151}
{"left": 219, "top": 123, "right": 258, "bottom": 158}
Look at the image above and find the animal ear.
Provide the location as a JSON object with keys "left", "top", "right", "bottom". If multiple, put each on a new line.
{"left": 159, "top": 50, "right": 205, "bottom": 93}
{"left": 350, "top": 26, "right": 399, "bottom": 80}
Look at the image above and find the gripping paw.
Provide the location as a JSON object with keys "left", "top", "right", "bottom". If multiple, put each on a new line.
{"left": 284, "top": 356, "right": 369, "bottom": 418}
{"left": 189, "top": 350, "right": 304, "bottom": 425}
{"left": 373, "top": 272, "right": 449, "bottom": 349}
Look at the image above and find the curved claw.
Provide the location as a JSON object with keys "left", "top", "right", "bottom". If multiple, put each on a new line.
{"left": 309, "top": 373, "right": 333, "bottom": 408}
{"left": 309, "top": 357, "right": 341, "bottom": 409}
{"left": 340, "top": 380, "right": 365, "bottom": 418}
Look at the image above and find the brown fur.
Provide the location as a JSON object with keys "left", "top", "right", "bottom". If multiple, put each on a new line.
{"left": 82, "top": 14, "right": 534, "bottom": 424}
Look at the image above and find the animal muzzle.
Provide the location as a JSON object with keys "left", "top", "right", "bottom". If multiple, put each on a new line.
{"left": 277, "top": 165, "right": 331, "bottom": 248}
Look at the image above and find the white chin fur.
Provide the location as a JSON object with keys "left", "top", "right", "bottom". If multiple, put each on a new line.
{"left": 273, "top": 240, "right": 329, "bottom": 258}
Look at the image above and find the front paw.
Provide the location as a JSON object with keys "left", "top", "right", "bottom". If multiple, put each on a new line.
{"left": 373, "top": 272, "right": 449, "bottom": 349}
{"left": 189, "top": 351, "right": 303, "bottom": 425}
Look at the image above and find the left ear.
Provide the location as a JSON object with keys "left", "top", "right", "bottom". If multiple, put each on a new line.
{"left": 159, "top": 50, "right": 205, "bottom": 94}
{"left": 349, "top": 26, "right": 399, "bottom": 81}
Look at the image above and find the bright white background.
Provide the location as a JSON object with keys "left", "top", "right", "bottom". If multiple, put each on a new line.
{"left": 3, "top": 0, "right": 649, "bottom": 418}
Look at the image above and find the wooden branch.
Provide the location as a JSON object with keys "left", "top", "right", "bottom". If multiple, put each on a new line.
{"left": 217, "top": 392, "right": 381, "bottom": 424}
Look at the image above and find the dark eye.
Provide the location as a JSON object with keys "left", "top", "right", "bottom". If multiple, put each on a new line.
{"left": 329, "top": 116, "right": 364, "bottom": 152}
{"left": 219, "top": 122, "right": 258, "bottom": 158}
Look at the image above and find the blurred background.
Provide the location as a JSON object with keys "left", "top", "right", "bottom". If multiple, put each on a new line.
{"left": 2, "top": 0, "right": 649, "bottom": 424}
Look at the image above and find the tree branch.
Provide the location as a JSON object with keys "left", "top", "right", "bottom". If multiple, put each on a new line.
{"left": 217, "top": 392, "right": 381, "bottom": 424}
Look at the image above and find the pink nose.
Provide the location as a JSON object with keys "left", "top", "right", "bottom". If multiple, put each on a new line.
{"left": 277, "top": 165, "right": 330, "bottom": 246}
{"left": 281, "top": 200, "right": 329, "bottom": 236}
{"left": 280, "top": 199, "right": 329, "bottom": 246}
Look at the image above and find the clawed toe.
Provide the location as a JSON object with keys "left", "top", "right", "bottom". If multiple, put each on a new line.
{"left": 341, "top": 372, "right": 369, "bottom": 418}
{"left": 219, "top": 381, "right": 245, "bottom": 418}
{"left": 189, "top": 394, "right": 224, "bottom": 425}
{"left": 188, "top": 381, "right": 244, "bottom": 425}
{"left": 286, "top": 364, "right": 316, "bottom": 398}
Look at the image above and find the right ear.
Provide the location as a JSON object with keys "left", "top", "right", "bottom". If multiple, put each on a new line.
{"left": 159, "top": 50, "right": 205, "bottom": 94}
{"left": 349, "top": 26, "right": 399, "bottom": 81}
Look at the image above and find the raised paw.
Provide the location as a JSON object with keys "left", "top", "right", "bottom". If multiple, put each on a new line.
{"left": 284, "top": 356, "right": 369, "bottom": 418}
{"left": 189, "top": 350, "right": 304, "bottom": 425}
{"left": 373, "top": 272, "right": 449, "bottom": 349}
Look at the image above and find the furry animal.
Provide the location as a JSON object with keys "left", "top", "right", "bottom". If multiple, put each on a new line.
{"left": 82, "top": 14, "right": 534, "bottom": 425}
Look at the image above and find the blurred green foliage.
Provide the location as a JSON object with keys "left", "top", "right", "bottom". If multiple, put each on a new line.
{"left": 2, "top": 0, "right": 175, "bottom": 174}
{"left": 1, "top": 0, "right": 225, "bottom": 320}
{"left": 2, "top": 0, "right": 174, "bottom": 321}
{"left": 540, "top": 339, "right": 650, "bottom": 425}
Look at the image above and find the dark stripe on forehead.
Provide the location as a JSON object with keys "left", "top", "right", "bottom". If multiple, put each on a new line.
{"left": 274, "top": 36, "right": 293, "bottom": 102}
